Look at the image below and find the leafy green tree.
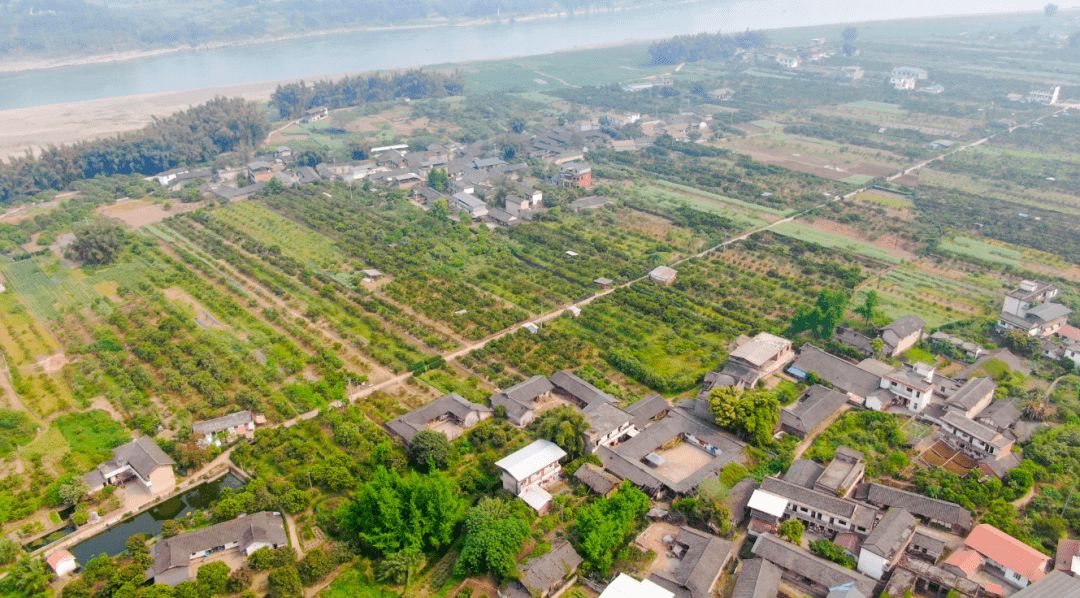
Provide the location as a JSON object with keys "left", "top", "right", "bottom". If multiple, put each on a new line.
{"left": 380, "top": 550, "right": 425, "bottom": 589}
{"left": 69, "top": 220, "right": 125, "bottom": 265}
{"left": 509, "top": 117, "right": 527, "bottom": 134}
{"left": 575, "top": 483, "right": 650, "bottom": 574}
{"left": 1002, "top": 330, "right": 1040, "bottom": 357}
{"left": 809, "top": 539, "right": 856, "bottom": 569}
{"left": 427, "top": 168, "right": 449, "bottom": 192}
{"left": 339, "top": 466, "right": 462, "bottom": 555}
{"left": 454, "top": 503, "right": 530, "bottom": 578}
{"left": 196, "top": 561, "right": 231, "bottom": 596}
{"left": 267, "top": 566, "right": 303, "bottom": 598}
{"left": 0, "top": 537, "right": 21, "bottom": 566}
{"left": 59, "top": 478, "right": 88, "bottom": 505}
{"left": 1046, "top": 3, "right": 1059, "bottom": 16}
{"left": 708, "top": 386, "right": 740, "bottom": 428}
{"left": 872, "top": 338, "right": 884, "bottom": 359}
{"left": 534, "top": 405, "right": 589, "bottom": 460}
{"left": 430, "top": 197, "right": 450, "bottom": 219}
{"left": 778, "top": 519, "right": 803, "bottom": 545}
{"left": 8, "top": 557, "right": 53, "bottom": 596}
{"left": 408, "top": 429, "right": 454, "bottom": 472}
{"left": 248, "top": 547, "right": 297, "bottom": 571}
{"left": 735, "top": 390, "right": 781, "bottom": 446}
{"left": 855, "top": 290, "right": 879, "bottom": 325}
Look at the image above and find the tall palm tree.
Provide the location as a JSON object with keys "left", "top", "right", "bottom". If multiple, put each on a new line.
{"left": 10, "top": 557, "right": 52, "bottom": 596}
{"left": 379, "top": 550, "right": 425, "bottom": 592}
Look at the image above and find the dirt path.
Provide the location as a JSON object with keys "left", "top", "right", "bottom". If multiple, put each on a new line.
{"left": 284, "top": 511, "right": 305, "bottom": 559}
{"left": 1012, "top": 485, "right": 1037, "bottom": 508}
{"left": 791, "top": 404, "right": 851, "bottom": 460}
{"left": 533, "top": 70, "right": 578, "bottom": 88}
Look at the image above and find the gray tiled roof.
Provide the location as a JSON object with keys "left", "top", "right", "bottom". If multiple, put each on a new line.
{"left": 574, "top": 463, "right": 621, "bottom": 496}
{"left": 386, "top": 393, "right": 492, "bottom": 442}
{"left": 624, "top": 394, "right": 669, "bottom": 428}
{"left": 731, "top": 559, "right": 781, "bottom": 598}
{"left": 864, "top": 483, "right": 973, "bottom": 530}
{"left": 881, "top": 315, "right": 926, "bottom": 350}
{"left": 489, "top": 376, "right": 554, "bottom": 419}
{"left": 519, "top": 541, "right": 582, "bottom": 595}
{"left": 112, "top": 436, "right": 175, "bottom": 480}
{"left": 669, "top": 527, "right": 733, "bottom": 598}
{"left": 1027, "top": 302, "right": 1072, "bottom": 323}
{"left": 752, "top": 534, "right": 877, "bottom": 597}
{"left": 789, "top": 345, "right": 881, "bottom": 398}
{"left": 760, "top": 476, "right": 858, "bottom": 519}
{"left": 585, "top": 402, "right": 631, "bottom": 439}
{"left": 192, "top": 411, "right": 253, "bottom": 436}
{"left": 784, "top": 459, "right": 825, "bottom": 488}
{"left": 862, "top": 508, "right": 917, "bottom": 559}
{"left": 149, "top": 512, "right": 287, "bottom": 580}
{"left": 1011, "top": 570, "right": 1080, "bottom": 598}
{"left": 941, "top": 411, "right": 1012, "bottom": 448}
{"left": 550, "top": 370, "right": 614, "bottom": 407}
{"left": 976, "top": 399, "right": 1021, "bottom": 431}
{"left": 945, "top": 377, "right": 995, "bottom": 413}
{"left": 780, "top": 385, "right": 848, "bottom": 436}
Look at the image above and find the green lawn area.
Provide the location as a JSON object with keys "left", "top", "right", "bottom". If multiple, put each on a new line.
{"left": 640, "top": 184, "right": 769, "bottom": 228}
{"left": 902, "top": 346, "right": 937, "bottom": 365}
{"left": 751, "top": 120, "right": 781, "bottom": 129}
{"left": 54, "top": 410, "right": 131, "bottom": 470}
{"left": 939, "top": 236, "right": 1025, "bottom": 268}
{"left": 319, "top": 565, "right": 398, "bottom": 598}
{"left": 654, "top": 180, "right": 790, "bottom": 217}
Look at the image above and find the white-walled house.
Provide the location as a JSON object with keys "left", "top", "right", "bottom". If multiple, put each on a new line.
{"left": 496, "top": 439, "right": 567, "bottom": 513}
{"left": 46, "top": 550, "right": 77, "bottom": 577}
{"left": 878, "top": 362, "right": 936, "bottom": 413}
{"left": 148, "top": 512, "right": 288, "bottom": 586}
{"left": 856, "top": 508, "right": 917, "bottom": 580}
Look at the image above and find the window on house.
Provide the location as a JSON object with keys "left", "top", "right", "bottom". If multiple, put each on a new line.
{"left": 1014, "top": 573, "right": 1022, "bottom": 580}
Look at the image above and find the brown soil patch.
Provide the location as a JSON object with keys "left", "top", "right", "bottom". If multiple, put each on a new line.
{"left": 98, "top": 198, "right": 205, "bottom": 228}
{"left": 892, "top": 174, "right": 921, "bottom": 187}
{"left": 36, "top": 353, "right": 69, "bottom": 375}
{"left": 797, "top": 217, "right": 918, "bottom": 261}
{"left": 161, "top": 287, "right": 229, "bottom": 330}
{"left": 90, "top": 396, "right": 128, "bottom": 425}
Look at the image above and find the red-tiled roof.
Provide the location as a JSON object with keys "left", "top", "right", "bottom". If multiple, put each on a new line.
{"left": 943, "top": 548, "right": 984, "bottom": 577}
{"left": 964, "top": 524, "right": 1049, "bottom": 582}
{"left": 1059, "top": 325, "right": 1080, "bottom": 342}
{"left": 46, "top": 549, "right": 74, "bottom": 569}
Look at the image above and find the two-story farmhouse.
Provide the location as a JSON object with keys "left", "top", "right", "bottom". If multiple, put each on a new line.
{"left": 83, "top": 436, "right": 176, "bottom": 497}
{"left": 496, "top": 439, "right": 568, "bottom": 514}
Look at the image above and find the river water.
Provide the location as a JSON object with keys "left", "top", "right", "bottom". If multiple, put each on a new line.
{"left": 68, "top": 474, "right": 245, "bottom": 566}
{"left": 0, "top": 0, "right": 1045, "bottom": 110}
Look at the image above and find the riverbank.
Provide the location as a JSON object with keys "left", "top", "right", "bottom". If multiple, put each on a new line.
{"left": 0, "top": 0, "right": 702, "bottom": 75}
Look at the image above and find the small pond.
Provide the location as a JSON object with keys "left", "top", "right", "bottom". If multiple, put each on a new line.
{"left": 68, "top": 473, "right": 244, "bottom": 565}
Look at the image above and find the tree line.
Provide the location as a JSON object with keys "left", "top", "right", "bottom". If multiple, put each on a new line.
{"left": 269, "top": 70, "right": 467, "bottom": 119}
{"left": 647, "top": 30, "right": 769, "bottom": 65}
{"left": 0, "top": 97, "right": 269, "bottom": 206}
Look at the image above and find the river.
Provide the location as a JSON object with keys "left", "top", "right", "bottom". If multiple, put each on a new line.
{"left": 0, "top": 0, "right": 1047, "bottom": 110}
{"left": 68, "top": 474, "right": 245, "bottom": 566}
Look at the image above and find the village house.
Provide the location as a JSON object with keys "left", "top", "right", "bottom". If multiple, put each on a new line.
{"left": 997, "top": 281, "right": 1072, "bottom": 336}
{"left": 599, "top": 574, "right": 674, "bottom": 598}
{"left": 748, "top": 476, "right": 875, "bottom": 537}
{"left": 649, "top": 266, "right": 678, "bottom": 286}
{"left": 880, "top": 315, "right": 926, "bottom": 357}
{"left": 452, "top": 192, "right": 489, "bottom": 218}
{"left": 776, "top": 54, "right": 800, "bottom": 69}
{"left": 907, "top": 531, "right": 946, "bottom": 563}
{"left": 786, "top": 345, "right": 882, "bottom": 403}
{"left": 861, "top": 482, "right": 974, "bottom": 534}
{"left": 813, "top": 446, "right": 865, "bottom": 498}
{"left": 838, "top": 66, "right": 864, "bottom": 81}
{"left": 496, "top": 439, "right": 568, "bottom": 514}
{"left": 550, "top": 370, "right": 616, "bottom": 409}
{"left": 943, "top": 377, "right": 996, "bottom": 419}
{"left": 386, "top": 392, "right": 493, "bottom": 443}
{"left": 751, "top": 533, "right": 878, "bottom": 598}
{"left": 46, "top": 550, "right": 77, "bottom": 577}
{"left": 708, "top": 88, "right": 735, "bottom": 100}
{"left": 1011, "top": 571, "right": 1080, "bottom": 598}
{"left": 871, "top": 362, "right": 936, "bottom": 413}
{"left": 192, "top": 410, "right": 256, "bottom": 446}
{"left": 648, "top": 526, "right": 734, "bottom": 598}
{"left": 505, "top": 541, "right": 583, "bottom": 598}
{"left": 731, "top": 558, "right": 782, "bottom": 598}
{"left": 574, "top": 463, "right": 622, "bottom": 498}
{"left": 697, "top": 334, "right": 795, "bottom": 415}
{"left": 302, "top": 106, "right": 328, "bottom": 122}
{"left": 583, "top": 402, "right": 635, "bottom": 453}
{"left": 490, "top": 376, "right": 556, "bottom": 427}
{"left": 779, "top": 385, "right": 849, "bottom": 439}
{"left": 1029, "top": 85, "right": 1061, "bottom": 105}
{"left": 856, "top": 508, "right": 918, "bottom": 580}
{"left": 892, "top": 67, "right": 929, "bottom": 80}
{"left": 556, "top": 163, "right": 593, "bottom": 188}
{"left": 939, "top": 410, "right": 1015, "bottom": 460}
{"left": 943, "top": 524, "right": 1050, "bottom": 589}
{"left": 247, "top": 161, "right": 274, "bottom": 183}
{"left": 147, "top": 511, "right": 288, "bottom": 586}
{"left": 83, "top": 436, "right": 176, "bottom": 497}
{"left": 891, "top": 77, "right": 917, "bottom": 90}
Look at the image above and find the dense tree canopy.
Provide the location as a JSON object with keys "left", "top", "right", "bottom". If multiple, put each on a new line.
{"left": 407, "top": 429, "right": 454, "bottom": 472}
{"left": 454, "top": 498, "right": 531, "bottom": 578}
{"left": 534, "top": 405, "right": 589, "bottom": 460}
{"left": 575, "top": 483, "right": 650, "bottom": 574}
{"left": 338, "top": 466, "right": 462, "bottom": 555}
{"left": 0, "top": 97, "right": 268, "bottom": 205}
{"left": 68, "top": 220, "right": 126, "bottom": 265}
{"left": 270, "top": 70, "right": 466, "bottom": 119}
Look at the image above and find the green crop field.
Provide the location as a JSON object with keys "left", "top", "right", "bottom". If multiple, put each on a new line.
{"left": 653, "top": 180, "right": 790, "bottom": 217}
{"left": 841, "top": 101, "right": 909, "bottom": 115}
{"left": 751, "top": 120, "right": 781, "bottom": 129}
{"left": 214, "top": 202, "right": 346, "bottom": 268}
{"left": 770, "top": 223, "right": 902, "bottom": 264}
{"left": 54, "top": 410, "right": 131, "bottom": 469}
{"left": 841, "top": 174, "right": 875, "bottom": 186}
{"left": 0, "top": 259, "right": 97, "bottom": 321}
{"left": 939, "top": 236, "right": 1025, "bottom": 268}
{"left": 856, "top": 191, "right": 912, "bottom": 209}
{"left": 640, "top": 185, "right": 768, "bottom": 228}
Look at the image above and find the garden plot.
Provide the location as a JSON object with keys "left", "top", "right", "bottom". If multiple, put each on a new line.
{"left": 770, "top": 222, "right": 905, "bottom": 264}
{"left": 214, "top": 202, "right": 347, "bottom": 268}
{"left": 728, "top": 137, "right": 897, "bottom": 183}
{"left": 0, "top": 259, "right": 97, "bottom": 321}
{"left": 639, "top": 185, "right": 770, "bottom": 228}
